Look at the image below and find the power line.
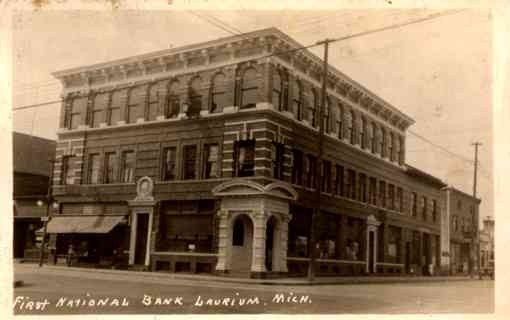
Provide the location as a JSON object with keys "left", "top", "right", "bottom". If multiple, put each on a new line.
{"left": 408, "top": 129, "right": 474, "bottom": 164}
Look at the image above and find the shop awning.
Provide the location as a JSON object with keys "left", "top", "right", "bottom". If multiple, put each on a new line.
{"left": 45, "top": 215, "right": 126, "bottom": 234}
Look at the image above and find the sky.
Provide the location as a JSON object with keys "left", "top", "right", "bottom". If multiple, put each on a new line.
{"left": 11, "top": 9, "right": 493, "bottom": 222}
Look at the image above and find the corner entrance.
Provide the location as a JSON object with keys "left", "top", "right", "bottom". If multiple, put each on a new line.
{"left": 134, "top": 213, "right": 149, "bottom": 265}
{"left": 230, "top": 214, "right": 253, "bottom": 274}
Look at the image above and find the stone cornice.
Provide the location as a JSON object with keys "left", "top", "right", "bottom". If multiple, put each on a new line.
{"left": 53, "top": 27, "right": 414, "bottom": 131}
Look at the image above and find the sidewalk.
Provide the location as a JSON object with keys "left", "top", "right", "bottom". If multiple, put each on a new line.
{"left": 15, "top": 262, "right": 474, "bottom": 286}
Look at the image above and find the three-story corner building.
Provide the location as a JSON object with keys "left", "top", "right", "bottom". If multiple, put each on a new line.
{"left": 440, "top": 186, "right": 481, "bottom": 275}
{"left": 47, "top": 27, "right": 445, "bottom": 278}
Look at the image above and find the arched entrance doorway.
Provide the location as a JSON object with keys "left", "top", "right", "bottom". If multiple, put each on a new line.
{"left": 230, "top": 214, "right": 253, "bottom": 274}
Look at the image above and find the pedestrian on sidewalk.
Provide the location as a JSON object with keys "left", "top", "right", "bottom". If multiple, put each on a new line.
{"left": 66, "top": 244, "right": 75, "bottom": 267}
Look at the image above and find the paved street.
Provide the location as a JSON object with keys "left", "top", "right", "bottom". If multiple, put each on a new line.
{"left": 13, "top": 264, "right": 493, "bottom": 314}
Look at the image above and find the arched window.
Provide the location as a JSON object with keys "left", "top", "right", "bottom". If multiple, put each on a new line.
{"left": 272, "top": 69, "right": 283, "bottom": 110}
{"left": 309, "top": 89, "right": 318, "bottom": 127}
{"left": 324, "top": 97, "right": 331, "bottom": 134}
{"left": 292, "top": 80, "right": 303, "bottom": 120}
{"left": 148, "top": 81, "right": 166, "bottom": 121}
{"left": 210, "top": 73, "right": 227, "bottom": 113}
{"left": 347, "top": 110, "right": 355, "bottom": 144}
{"left": 127, "top": 85, "right": 147, "bottom": 123}
{"left": 233, "top": 218, "right": 244, "bottom": 246}
{"left": 240, "top": 68, "right": 258, "bottom": 108}
{"left": 188, "top": 77, "right": 202, "bottom": 117}
{"left": 166, "top": 81, "right": 180, "bottom": 118}
{"left": 360, "top": 117, "right": 366, "bottom": 148}
{"left": 336, "top": 103, "right": 344, "bottom": 140}
{"left": 371, "top": 122, "right": 377, "bottom": 154}
{"left": 380, "top": 127, "right": 387, "bottom": 158}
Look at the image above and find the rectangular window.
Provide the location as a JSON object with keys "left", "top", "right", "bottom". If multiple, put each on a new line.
{"left": 360, "top": 119, "right": 366, "bottom": 149}
{"left": 396, "top": 187, "right": 404, "bottom": 212}
{"left": 167, "top": 96, "right": 180, "bottom": 118}
{"left": 291, "top": 149, "right": 303, "bottom": 185}
{"left": 334, "top": 165, "right": 344, "bottom": 196}
{"left": 203, "top": 144, "right": 219, "bottom": 179}
{"left": 347, "top": 169, "right": 356, "bottom": 199}
{"left": 88, "top": 154, "right": 101, "bottom": 184}
{"left": 104, "top": 152, "right": 117, "bottom": 184}
{"left": 388, "top": 184, "right": 395, "bottom": 210}
{"left": 389, "top": 133, "right": 394, "bottom": 161}
{"left": 271, "top": 142, "right": 285, "bottom": 180}
{"left": 321, "top": 160, "right": 332, "bottom": 193}
{"left": 379, "top": 181, "right": 386, "bottom": 208}
{"left": 162, "top": 147, "right": 177, "bottom": 181}
{"left": 305, "top": 155, "right": 316, "bottom": 189}
{"left": 411, "top": 192, "right": 418, "bottom": 217}
{"left": 422, "top": 196, "right": 428, "bottom": 220}
{"left": 234, "top": 140, "right": 255, "bottom": 177}
{"left": 69, "top": 97, "right": 86, "bottom": 129}
{"left": 61, "top": 156, "right": 73, "bottom": 185}
{"left": 120, "top": 151, "right": 135, "bottom": 183}
{"left": 358, "top": 173, "right": 367, "bottom": 202}
{"left": 368, "top": 177, "right": 377, "bottom": 205}
{"left": 182, "top": 145, "right": 197, "bottom": 180}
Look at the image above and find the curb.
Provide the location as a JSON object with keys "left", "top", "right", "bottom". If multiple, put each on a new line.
{"left": 28, "top": 265, "right": 476, "bottom": 286}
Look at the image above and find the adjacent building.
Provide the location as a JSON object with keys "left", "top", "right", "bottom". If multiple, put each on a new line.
{"left": 13, "top": 132, "right": 56, "bottom": 261}
{"left": 479, "top": 216, "right": 494, "bottom": 274}
{"left": 47, "top": 27, "right": 446, "bottom": 277}
{"left": 440, "top": 186, "right": 481, "bottom": 275}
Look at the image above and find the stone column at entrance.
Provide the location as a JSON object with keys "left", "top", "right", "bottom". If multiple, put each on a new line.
{"left": 215, "top": 210, "right": 230, "bottom": 272}
{"left": 278, "top": 214, "right": 291, "bottom": 273}
{"left": 251, "top": 210, "right": 267, "bottom": 273}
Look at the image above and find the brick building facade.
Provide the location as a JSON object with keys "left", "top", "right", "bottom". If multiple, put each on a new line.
{"left": 47, "top": 28, "right": 445, "bottom": 277}
{"left": 440, "top": 186, "right": 481, "bottom": 275}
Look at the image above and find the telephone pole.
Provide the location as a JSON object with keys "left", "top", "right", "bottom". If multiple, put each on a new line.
{"left": 308, "top": 38, "right": 332, "bottom": 281}
{"left": 471, "top": 142, "right": 482, "bottom": 278}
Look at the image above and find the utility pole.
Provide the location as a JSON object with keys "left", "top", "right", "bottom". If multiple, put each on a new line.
{"left": 471, "top": 142, "right": 482, "bottom": 278}
{"left": 39, "top": 158, "right": 55, "bottom": 267}
{"left": 308, "top": 39, "right": 331, "bottom": 281}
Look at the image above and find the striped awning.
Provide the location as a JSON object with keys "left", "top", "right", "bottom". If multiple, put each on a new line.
{"left": 45, "top": 215, "right": 126, "bottom": 234}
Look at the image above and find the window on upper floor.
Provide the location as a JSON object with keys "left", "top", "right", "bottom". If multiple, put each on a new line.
{"left": 336, "top": 104, "right": 344, "bottom": 140}
{"left": 210, "top": 73, "right": 227, "bottom": 113}
{"left": 452, "top": 215, "right": 458, "bottom": 232}
{"left": 69, "top": 97, "right": 86, "bottom": 129}
{"left": 240, "top": 68, "right": 258, "bottom": 109}
{"left": 127, "top": 85, "right": 146, "bottom": 124}
{"left": 120, "top": 151, "right": 135, "bottom": 183}
{"left": 162, "top": 147, "right": 177, "bottom": 181}
{"left": 203, "top": 144, "right": 220, "bottom": 179}
{"left": 148, "top": 81, "right": 165, "bottom": 121}
{"left": 91, "top": 93, "right": 108, "bottom": 128}
{"left": 388, "top": 184, "right": 395, "bottom": 210}
{"left": 233, "top": 139, "right": 255, "bottom": 177}
{"left": 347, "top": 169, "right": 356, "bottom": 200}
{"left": 271, "top": 142, "right": 285, "bottom": 180}
{"left": 292, "top": 80, "right": 303, "bottom": 120}
{"left": 166, "top": 81, "right": 181, "bottom": 118}
{"left": 324, "top": 97, "right": 331, "bottom": 134}
{"left": 457, "top": 200, "right": 462, "bottom": 210}
{"left": 321, "top": 160, "right": 332, "bottom": 193}
{"left": 368, "top": 177, "right": 377, "bottom": 205}
{"left": 380, "top": 128, "right": 387, "bottom": 158}
{"left": 291, "top": 149, "right": 303, "bottom": 185}
{"left": 360, "top": 117, "right": 366, "bottom": 149}
{"left": 61, "top": 156, "right": 73, "bottom": 185}
{"left": 411, "top": 192, "right": 418, "bottom": 217}
{"left": 309, "top": 89, "right": 318, "bottom": 127}
{"left": 104, "top": 152, "right": 117, "bottom": 184}
{"left": 335, "top": 164, "right": 344, "bottom": 196}
{"left": 432, "top": 199, "right": 438, "bottom": 222}
{"left": 348, "top": 111, "right": 355, "bottom": 145}
{"left": 109, "top": 90, "right": 124, "bottom": 125}
{"left": 398, "top": 136, "right": 405, "bottom": 163}
{"left": 389, "top": 132, "right": 395, "bottom": 161}
{"left": 272, "top": 69, "right": 283, "bottom": 111}
{"left": 379, "top": 181, "right": 386, "bottom": 208}
{"left": 358, "top": 173, "right": 367, "bottom": 202}
{"left": 188, "top": 77, "right": 202, "bottom": 118}
{"left": 304, "top": 155, "right": 316, "bottom": 189}
{"left": 396, "top": 187, "right": 404, "bottom": 212}
{"left": 182, "top": 145, "right": 197, "bottom": 180}
{"left": 88, "top": 153, "right": 101, "bottom": 184}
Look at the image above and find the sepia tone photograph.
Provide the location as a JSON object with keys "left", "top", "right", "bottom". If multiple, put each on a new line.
{"left": 5, "top": 1, "right": 502, "bottom": 316}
